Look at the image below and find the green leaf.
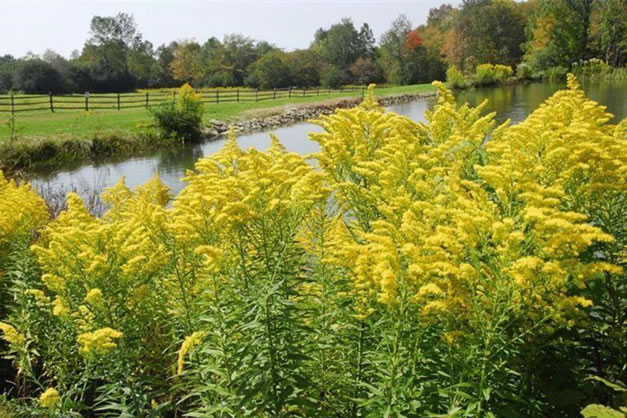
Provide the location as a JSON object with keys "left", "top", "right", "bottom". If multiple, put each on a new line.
{"left": 581, "top": 404, "right": 625, "bottom": 418}
{"left": 585, "top": 377, "right": 627, "bottom": 392}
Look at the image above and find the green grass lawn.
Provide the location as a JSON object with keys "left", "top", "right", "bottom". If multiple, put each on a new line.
{"left": 0, "top": 84, "right": 435, "bottom": 140}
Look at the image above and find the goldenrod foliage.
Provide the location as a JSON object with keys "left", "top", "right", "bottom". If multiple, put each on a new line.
{"left": 0, "top": 172, "right": 47, "bottom": 254}
{"left": 0, "top": 76, "right": 625, "bottom": 416}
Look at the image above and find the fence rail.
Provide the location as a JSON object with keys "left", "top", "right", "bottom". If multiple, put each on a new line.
{"left": 0, "top": 86, "right": 366, "bottom": 114}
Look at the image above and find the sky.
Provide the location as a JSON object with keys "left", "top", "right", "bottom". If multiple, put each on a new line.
{"left": 1, "top": 0, "right": 461, "bottom": 58}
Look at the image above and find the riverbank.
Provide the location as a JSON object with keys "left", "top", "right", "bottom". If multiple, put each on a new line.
{"left": 0, "top": 84, "right": 436, "bottom": 173}
{"left": 205, "top": 91, "right": 438, "bottom": 136}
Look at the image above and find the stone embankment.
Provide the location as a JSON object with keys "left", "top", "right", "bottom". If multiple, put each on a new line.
{"left": 204, "top": 92, "right": 437, "bottom": 136}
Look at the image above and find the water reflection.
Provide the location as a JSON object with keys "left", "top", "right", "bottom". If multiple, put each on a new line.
{"left": 455, "top": 80, "right": 627, "bottom": 124}
{"left": 33, "top": 120, "right": 325, "bottom": 195}
{"left": 32, "top": 81, "right": 627, "bottom": 196}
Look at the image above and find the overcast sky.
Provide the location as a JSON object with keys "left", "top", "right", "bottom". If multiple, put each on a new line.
{"left": 1, "top": 0, "right": 461, "bottom": 58}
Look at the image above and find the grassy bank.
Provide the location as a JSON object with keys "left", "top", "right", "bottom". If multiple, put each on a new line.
{"left": 0, "top": 84, "right": 434, "bottom": 139}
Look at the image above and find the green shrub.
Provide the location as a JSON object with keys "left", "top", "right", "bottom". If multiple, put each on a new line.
{"left": 543, "top": 66, "right": 569, "bottom": 81}
{"left": 572, "top": 58, "right": 627, "bottom": 80}
{"left": 516, "top": 62, "right": 534, "bottom": 80}
{"left": 446, "top": 66, "right": 467, "bottom": 89}
{"left": 475, "top": 63, "right": 497, "bottom": 85}
{"left": 494, "top": 64, "right": 514, "bottom": 82}
{"left": 149, "top": 83, "right": 204, "bottom": 141}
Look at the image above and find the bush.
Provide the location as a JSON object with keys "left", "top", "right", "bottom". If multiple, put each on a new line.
{"left": 543, "top": 65, "right": 569, "bottom": 81}
{"left": 473, "top": 64, "right": 514, "bottom": 86}
{"left": 572, "top": 58, "right": 627, "bottom": 80}
{"left": 1, "top": 79, "right": 626, "bottom": 416}
{"left": 446, "top": 65, "right": 467, "bottom": 89}
{"left": 494, "top": 64, "right": 514, "bottom": 82}
{"left": 475, "top": 63, "right": 497, "bottom": 85}
{"left": 516, "top": 62, "right": 534, "bottom": 79}
{"left": 149, "top": 83, "right": 204, "bottom": 140}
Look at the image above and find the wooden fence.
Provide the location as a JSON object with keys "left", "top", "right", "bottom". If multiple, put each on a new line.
{"left": 0, "top": 86, "right": 366, "bottom": 114}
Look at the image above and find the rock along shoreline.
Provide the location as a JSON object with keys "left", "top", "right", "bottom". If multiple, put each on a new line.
{"left": 204, "top": 91, "right": 438, "bottom": 137}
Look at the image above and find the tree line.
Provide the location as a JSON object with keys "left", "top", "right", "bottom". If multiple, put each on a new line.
{"left": 0, "top": 0, "right": 625, "bottom": 94}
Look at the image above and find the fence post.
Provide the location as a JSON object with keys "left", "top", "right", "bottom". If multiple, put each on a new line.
{"left": 145, "top": 92, "right": 149, "bottom": 108}
{"left": 289, "top": 87, "right": 292, "bottom": 99}
{"left": 85, "top": 92, "right": 89, "bottom": 111}
{"left": 117, "top": 93, "right": 121, "bottom": 110}
{"left": 216, "top": 90, "right": 219, "bottom": 104}
{"left": 317, "top": 86, "right": 319, "bottom": 96}
{"left": 273, "top": 88, "right": 276, "bottom": 100}
{"left": 340, "top": 86, "right": 343, "bottom": 94}
{"left": 49, "top": 92, "right": 54, "bottom": 112}
{"left": 10, "top": 94, "right": 14, "bottom": 115}
{"left": 255, "top": 88, "right": 258, "bottom": 102}
{"left": 303, "top": 87, "right": 306, "bottom": 97}
{"left": 361, "top": 86, "right": 365, "bottom": 97}
{"left": 237, "top": 89, "right": 240, "bottom": 103}
{"left": 328, "top": 87, "right": 330, "bottom": 95}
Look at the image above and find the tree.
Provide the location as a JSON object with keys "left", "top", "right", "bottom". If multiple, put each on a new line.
{"left": 79, "top": 12, "right": 142, "bottom": 91}
{"left": 127, "top": 40, "right": 155, "bottom": 88}
{"left": 286, "top": 49, "right": 322, "bottom": 87}
{"left": 88, "top": 13, "right": 141, "bottom": 46}
{"left": 319, "top": 64, "right": 347, "bottom": 88}
{"left": 415, "top": 5, "right": 458, "bottom": 82}
{"left": 524, "top": 0, "right": 596, "bottom": 70}
{"left": 199, "top": 37, "right": 226, "bottom": 86}
{"left": 350, "top": 57, "right": 382, "bottom": 85}
{"left": 150, "top": 43, "right": 178, "bottom": 88}
{"left": 314, "top": 18, "right": 365, "bottom": 79}
{"left": 170, "top": 40, "right": 203, "bottom": 85}
{"left": 589, "top": 0, "right": 627, "bottom": 66}
{"left": 0, "top": 55, "right": 16, "bottom": 93}
{"left": 405, "top": 30, "right": 423, "bottom": 50}
{"left": 42, "top": 49, "right": 76, "bottom": 92}
{"left": 378, "top": 15, "right": 413, "bottom": 84}
{"left": 445, "top": 0, "right": 527, "bottom": 70}
{"left": 220, "top": 34, "right": 257, "bottom": 86}
{"left": 254, "top": 41, "right": 278, "bottom": 57}
{"left": 248, "top": 51, "right": 291, "bottom": 88}
{"left": 358, "top": 23, "right": 377, "bottom": 58}
{"left": 13, "top": 59, "right": 65, "bottom": 93}
{"left": 427, "top": 3, "right": 457, "bottom": 28}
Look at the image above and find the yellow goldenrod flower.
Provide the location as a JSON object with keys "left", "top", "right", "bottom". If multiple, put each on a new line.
{"left": 52, "top": 297, "right": 70, "bottom": 317}
{"left": 40, "top": 387, "right": 61, "bottom": 409}
{"left": 25, "top": 289, "right": 51, "bottom": 306}
{"left": 84, "top": 288, "right": 104, "bottom": 307}
{"left": 177, "top": 331, "right": 207, "bottom": 375}
{"left": 0, "top": 322, "right": 25, "bottom": 347}
{"left": 0, "top": 172, "right": 48, "bottom": 253}
{"left": 77, "top": 328, "right": 123, "bottom": 356}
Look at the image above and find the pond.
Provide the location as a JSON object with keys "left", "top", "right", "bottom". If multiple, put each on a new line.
{"left": 32, "top": 81, "right": 627, "bottom": 197}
